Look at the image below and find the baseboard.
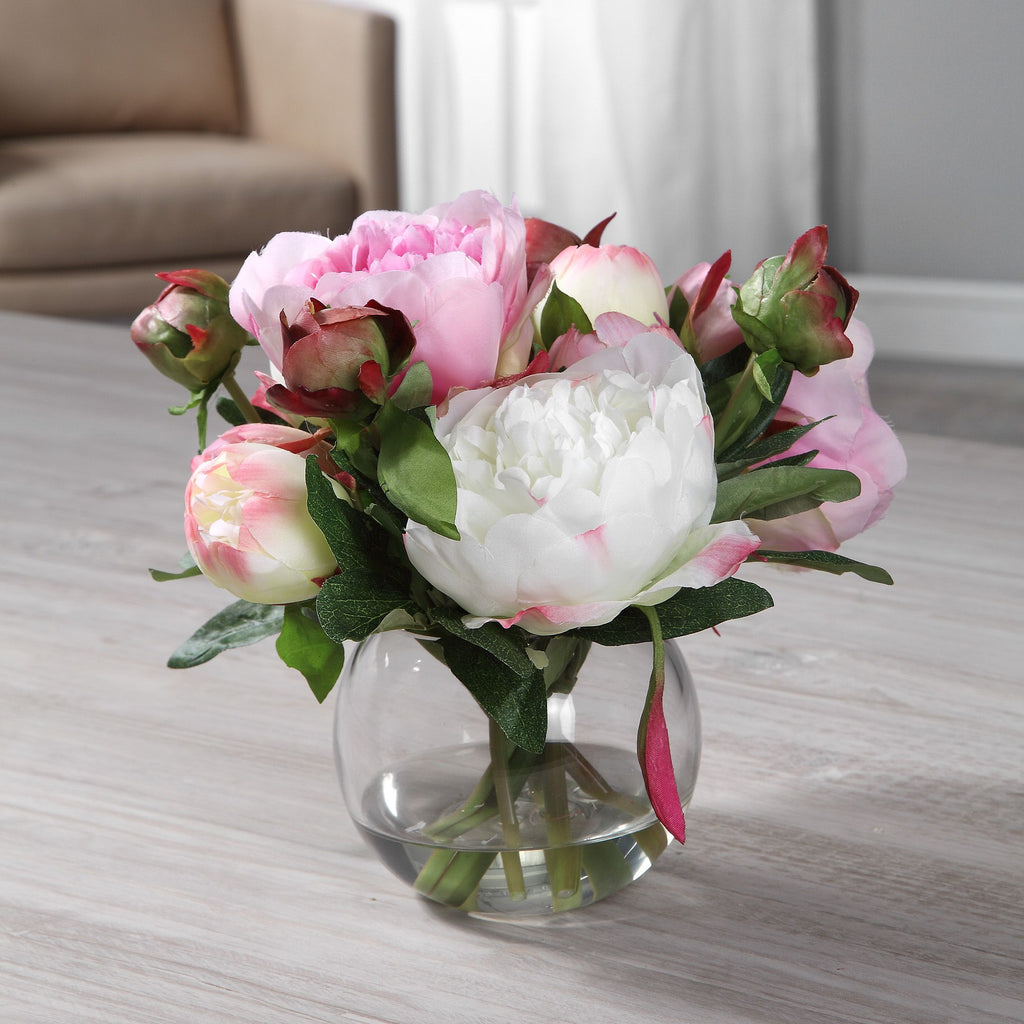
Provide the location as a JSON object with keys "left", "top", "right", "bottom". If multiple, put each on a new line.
{"left": 849, "top": 274, "right": 1024, "bottom": 366}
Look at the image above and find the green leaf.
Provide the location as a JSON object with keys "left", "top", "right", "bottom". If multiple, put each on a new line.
{"left": 732, "top": 305, "right": 778, "bottom": 350}
{"left": 305, "top": 456, "right": 417, "bottom": 642}
{"left": 713, "top": 465, "right": 861, "bottom": 523}
{"left": 149, "top": 564, "right": 202, "bottom": 582}
{"left": 215, "top": 394, "right": 246, "bottom": 427}
{"left": 752, "top": 349, "right": 781, "bottom": 400}
{"left": 718, "top": 418, "right": 831, "bottom": 475}
{"left": 276, "top": 604, "right": 347, "bottom": 702}
{"left": 316, "top": 570, "right": 414, "bottom": 644}
{"left": 667, "top": 285, "right": 690, "bottom": 334}
{"left": 167, "top": 390, "right": 204, "bottom": 416}
{"left": 438, "top": 634, "right": 548, "bottom": 753}
{"left": 714, "top": 358, "right": 793, "bottom": 463}
{"left": 428, "top": 607, "right": 536, "bottom": 677}
{"left": 699, "top": 342, "right": 749, "bottom": 389}
{"left": 755, "top": 549, "right": 894, "bottom": 585}
{"left": 539, "top": 281, "right": 594, "bottom": 349}
{"left": 578, "top": 578, "right": 774, "bottom": 646}
{"left": 390, "top": 360, "right": 434, "bottom": 411}
{"left": 375, "top": 402, "right": 459, "bottom": 539}
{"left": 168, "top": 600, "right": 284, "bottom": 668}
{"left": 149, "top": 551, "right": 201, "bottom": 582}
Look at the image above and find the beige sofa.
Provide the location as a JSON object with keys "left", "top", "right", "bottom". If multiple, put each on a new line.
{"left": 0, "top": 0, "right": 397, "bottom": 317}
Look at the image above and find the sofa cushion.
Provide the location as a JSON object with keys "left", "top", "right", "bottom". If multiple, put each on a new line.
{"left": 0, "top": 0, "right": 240, "bottom": 136}
{"left": 0, "top": 133, "right": 357, "bottom": 271}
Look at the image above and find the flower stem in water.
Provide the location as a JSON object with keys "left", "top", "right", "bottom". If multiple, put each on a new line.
{"left": 489, "top": 719, "right": 527, "bottom": 900}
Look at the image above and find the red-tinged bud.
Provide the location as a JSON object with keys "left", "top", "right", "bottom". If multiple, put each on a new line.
{"left": 733, "top": 227, "right": 859, "bottom": 374}
{"left": 131, "top": 269, "right": 249, "bottom": 391}
{"left": 262, "top": 301, "right": 416, "bottom": 419}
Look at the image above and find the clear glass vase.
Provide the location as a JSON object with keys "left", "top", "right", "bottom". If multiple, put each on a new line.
{"left": 333, "top": 629, "right": 700, "bottom": 917}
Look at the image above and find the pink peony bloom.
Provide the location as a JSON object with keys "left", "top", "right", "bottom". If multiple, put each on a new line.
{"left": 185, "top": 426, "right": 337, "bottom": 604}
{"left": 547, "top": 312, "right": 679, "bottom": 370}
{"left": 229, "top": 190, "right": 537, "bottom": 404}
{"left": 748, "top": 318, "right": 907, "bottom": 551}
{"left": 671, "top": 256, "right": 746, "bottom": 363}
{"left": 539, "top": 244, "right": 670, "bottom": 329}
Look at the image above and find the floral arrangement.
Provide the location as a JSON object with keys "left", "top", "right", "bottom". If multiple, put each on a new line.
{"left": 133, "top": 190, "right": 905, "bottom": 906}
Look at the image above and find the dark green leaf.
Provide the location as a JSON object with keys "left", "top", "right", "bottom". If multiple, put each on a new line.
{"left": 215, "top": 395, "right": 246, "bottom": 427}
{"left": 316, "top": 569, "right": 414, "bottom": 644}
{"left": 713, "top": 465, "right": 860, "bottom": 523}
{"left": 428, "top": 607, "right": 536, "bottom": 677}
{"left": 304, "top": 455, "right": 361, "bottom": 564}
{"left": 375, "top": 402, "right": 459, "bottom": 539}
{"left": 276, "top": 605, "right": 347, "bottom": 702}
{"left": 168, "top": 600, "right": 284, "bottom": 668}
{"left": 699, "top": 342, "right": 749, "bottom": 389}
{"left": 714, "top": 359, "right": 793, "bottom": 463}
{"left": 667, "top": 285, "right": 690, "bottom": 334}
{"left": 439, "top": 634, "right": 548, "bottom": 753}
{"left": 578, "top": 578, "right": 774, "bottom": 646}
{"left": 305, "top": 457, "right": 417, "bottom": 642}
{"left": 755, "top": 549, "right": 894, "bottom": 585}
{"left": 724, "top": 418, "right": 831, "bottom": 469}
{"left": 539, "top": 281, "right": 594, "bottom": 349}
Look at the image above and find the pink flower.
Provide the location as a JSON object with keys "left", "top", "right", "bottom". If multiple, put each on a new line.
{"left": 229, "top": 190, "right": 537, "bottom": 403}
{"left": 538, "top": 244, "right": 670, "bottom": 328}
{"left": 185, "top": 426, "right": 337, "bottom": 604}
{"left": 547, "top": 312, "right": 679, "bottom": 370}
{"left": 671, "top": 254, "right": 745, "bottom": 363}
{"left": 749, "top": 319, "right": 907, "bottom": 551}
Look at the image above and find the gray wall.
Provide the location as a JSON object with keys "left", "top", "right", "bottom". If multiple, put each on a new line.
{"left": 820, "top": 0, "right": 1024, "bottom": 284}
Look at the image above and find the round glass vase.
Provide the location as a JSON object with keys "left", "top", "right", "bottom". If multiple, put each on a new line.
{"left": 333, "top": 629, "right": 700, "bottom": 917}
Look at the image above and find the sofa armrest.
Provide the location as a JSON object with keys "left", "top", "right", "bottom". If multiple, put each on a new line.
{"left": 232, "top": 0, "right": 398, "bottom": 213}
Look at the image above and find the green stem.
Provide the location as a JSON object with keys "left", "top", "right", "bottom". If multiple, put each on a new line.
{"left": 222, "top": 371, "right": 261, "bottom": 424}
{"left": 490, "top": 720, "right": 527, "bottom": 901}
{"left": 712, "top": 355, "right": 759, "bottom": 456}
{"left": 564, "top": 744, "right": 668, "bottom": 863}
{"left": 542, "top": 742, "right": 582, "bottom": 911}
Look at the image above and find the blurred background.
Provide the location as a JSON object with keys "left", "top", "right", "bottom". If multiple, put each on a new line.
{"left": 2, "top": 0, "right": 1022, "bottom": 401}
{"left": 351, "top": 0, "right": 1024, "bottom": 369}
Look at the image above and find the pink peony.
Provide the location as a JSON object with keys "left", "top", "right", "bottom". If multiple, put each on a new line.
{"left": 229, "top": 190, "right": 537, "bottom": 403}
{"left": 748, "top": 319, "right": 907, "bottom": 551}
{"left": 185, "top": 425, "right": 337, "bottom": 604}
{"left": 671, "top": 257, "right": 745, "bottom": 363}
{"left": 547, "top": 312, "right": 680, "bottom": 370}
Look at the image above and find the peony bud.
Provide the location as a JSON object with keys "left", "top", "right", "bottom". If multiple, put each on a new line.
{"left": 258, "top": 300, "right": 416, "bottom": 420}
{"left": 523, "top": 213, "right": 615, "bottom": 285}
{"left": 185, "top": 425, "right": 338, "bottom": 604}
{"left": 733, "top": 227, "right": 859, "bottom": 374}
{"left": 131, "top": 269, "right": 250, "bottom": 391}
{"left": 534, "top": 244, "right": 670, "bottom": 335}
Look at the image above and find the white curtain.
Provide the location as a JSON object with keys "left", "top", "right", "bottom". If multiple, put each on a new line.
{"left": 336, "top": 0, "right": 820, "bottom": 281}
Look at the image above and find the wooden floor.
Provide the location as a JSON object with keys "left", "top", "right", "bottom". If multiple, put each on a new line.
{"left": 870, "top": 357, "right": 1024, "bottom": 446}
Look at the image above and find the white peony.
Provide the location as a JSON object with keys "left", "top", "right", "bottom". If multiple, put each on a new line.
{"left": 404, "top": 333, "right": 759, "bottom": 634}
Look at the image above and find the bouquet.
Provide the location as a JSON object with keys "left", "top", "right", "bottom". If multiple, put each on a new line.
{"left": 133, "top": 190, "right": 906, "bottom": 911}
